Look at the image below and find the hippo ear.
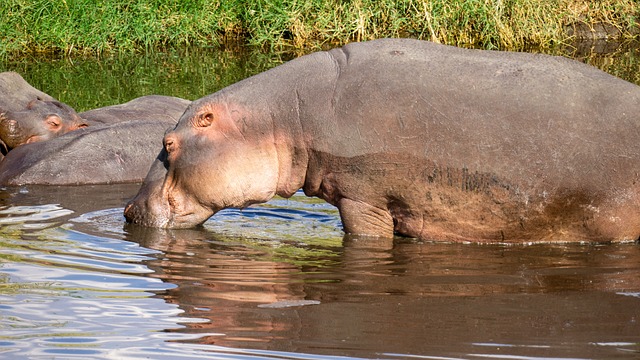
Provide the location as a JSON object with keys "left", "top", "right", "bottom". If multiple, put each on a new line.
{"left": 46, "top": 115, "right": 61, "bottom": 129}
{"left": 194, "top": 112, "right": 214, "bottom": 128}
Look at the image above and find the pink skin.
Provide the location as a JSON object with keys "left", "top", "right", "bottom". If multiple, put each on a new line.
{"left": 136, "top": 101, "right": 284, "bottom": 228}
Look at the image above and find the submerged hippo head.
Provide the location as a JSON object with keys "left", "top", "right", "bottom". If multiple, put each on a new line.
{"left": 124, "top": 96, "right": 294, "bottom": 228}
{"left": 0, "top": 99, "right": 88, "bottom": 151}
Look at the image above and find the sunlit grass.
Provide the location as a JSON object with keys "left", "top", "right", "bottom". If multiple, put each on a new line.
{"left": 0, "top": 0, "right": 638, "bottom": 57}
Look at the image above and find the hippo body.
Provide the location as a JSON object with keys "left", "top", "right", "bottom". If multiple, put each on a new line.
{"left": 0, "top": 120, "right": 176, "bottom": 185}
{"left": 80, "top": 95, "right": 191, "bottom": 125}
{"left": 125, "top": 39, "right": 640, "bottom": 243}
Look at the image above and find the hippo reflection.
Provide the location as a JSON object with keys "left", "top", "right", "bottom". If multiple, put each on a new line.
{"left": 120, "top": 223, "right": 640, "bottom": 357}
{"left": 125, "top": 38, "right": 640, "bottom": 243}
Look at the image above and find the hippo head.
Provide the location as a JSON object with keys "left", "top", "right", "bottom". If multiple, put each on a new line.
{"left": 125, "top": 97, "right": 288, "bottom": 228}
{"left": 0, "top": 99, "right": 88, "bottom": 151}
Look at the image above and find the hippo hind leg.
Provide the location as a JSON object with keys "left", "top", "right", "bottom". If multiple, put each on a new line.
{"left": 338, "top": 198, "right": 394, "bottom": 238}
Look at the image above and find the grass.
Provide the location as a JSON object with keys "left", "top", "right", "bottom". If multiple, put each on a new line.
{"left": 0, "top": 0, "right": 638, "bottom": 57}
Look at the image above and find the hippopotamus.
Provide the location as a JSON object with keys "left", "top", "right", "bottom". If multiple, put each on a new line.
{"left": 0, "top": 96, "right": 190, "bottom": 185}
{"left": 0, "top": 94, "right": 189, "bottom": 152}
{"left": 124, "top": 38, "right": 640, "bottom": 243}
{"left": 0, "top": 99, "right": 88, "bottom": 151}
{"left": 0, "top": 72, "right": 81, "bottom": 154}
{"left": 0, "top": 120, "right": 176, "bottom": 185}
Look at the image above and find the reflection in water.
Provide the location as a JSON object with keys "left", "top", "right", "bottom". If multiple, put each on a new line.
{"left": 0, "top": 183, "right": 639, "bottom": 359}
{"left": 117, "top": 192, "right": 640, "bottom": 359}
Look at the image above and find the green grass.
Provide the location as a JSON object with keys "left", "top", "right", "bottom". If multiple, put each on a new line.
{"left": 0, "top": 0, "right": 638, "bottom": 57}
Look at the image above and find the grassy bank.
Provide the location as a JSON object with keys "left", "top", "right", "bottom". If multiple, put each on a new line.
{"left": 1, "top": 0, "right": 638, "bottom": 56}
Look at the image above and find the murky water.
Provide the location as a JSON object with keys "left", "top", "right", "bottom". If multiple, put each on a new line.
{"left": 1, "top": 42, "right": 640, "bottom": 359}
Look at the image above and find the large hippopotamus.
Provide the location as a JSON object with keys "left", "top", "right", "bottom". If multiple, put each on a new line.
{"left": 0, "top": 96, "right": 190, "bottom": 185}
{"left": 124, "top": 38, "right": 640, "bottom": 243}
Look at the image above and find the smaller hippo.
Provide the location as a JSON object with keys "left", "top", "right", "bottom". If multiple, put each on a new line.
{"left": 0, "top": 96, "right": 190, "bottom": 185}
{"left": 0, "top": 95, "right": 189, "bottom": 155}
{"left": 0, "top": 99, "right": 88, "bottom": 152}
{"left": 0, "top": 120, "right": 176, "bottom": 185}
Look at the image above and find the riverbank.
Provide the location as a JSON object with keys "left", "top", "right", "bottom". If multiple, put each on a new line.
{"left": 1, "top": 0, "right": 638, "bottom": 57}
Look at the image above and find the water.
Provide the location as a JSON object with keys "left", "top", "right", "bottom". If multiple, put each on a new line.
{"left": 1, "top": 42, "right": 640, "bottom": 359}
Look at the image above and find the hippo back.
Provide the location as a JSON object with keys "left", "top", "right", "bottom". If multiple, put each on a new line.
{"left": 80, "top": 95, "right": 190, "bottom": 125}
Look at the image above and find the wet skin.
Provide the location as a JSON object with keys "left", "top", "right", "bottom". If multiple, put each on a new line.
{"left": 124, "top": 39, "right": 640, "bottom": 243}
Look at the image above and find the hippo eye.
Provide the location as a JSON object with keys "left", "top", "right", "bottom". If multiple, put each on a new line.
{"left": 194, "top": 113, "right": 213, "bottom": 128}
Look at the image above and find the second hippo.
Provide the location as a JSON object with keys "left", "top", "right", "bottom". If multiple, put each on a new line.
{"left": 0, "top": 96, "right": 190, "bottom": 185}
{"left": 0, "top": 99, "right": 88, "bottom": 151}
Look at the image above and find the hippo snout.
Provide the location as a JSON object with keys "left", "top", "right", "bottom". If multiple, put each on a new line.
{"left": 0, "top": 117, "right": 24, "bottom": 149}
{"left": 123, "top": 199, "right": 166, "bottom": 228}
{"left": 0, "top": 118, "right": 19, "bottom": 135}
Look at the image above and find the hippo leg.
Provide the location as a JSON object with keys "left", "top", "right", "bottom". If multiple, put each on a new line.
{"left": 338, "top": 198, "right": 394, "bottom": 237}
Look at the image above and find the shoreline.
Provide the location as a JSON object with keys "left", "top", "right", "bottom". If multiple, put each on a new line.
{"left": 1, "top": 0, "right": 638, "bottom": 58}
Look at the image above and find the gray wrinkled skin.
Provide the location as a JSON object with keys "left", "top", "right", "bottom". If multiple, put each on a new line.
{"left": 80, "top": 95, "right": 191, "bottom": 125}
{"left": 125, "top": 39, "right": 640, "bottom": 243}
{"left": 0, "top": 96, "right": 190, "bottom": 185}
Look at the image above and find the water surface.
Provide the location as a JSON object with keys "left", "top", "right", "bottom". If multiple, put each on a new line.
{"left": 1, "top": 184, "right": 639, "bottom": 359}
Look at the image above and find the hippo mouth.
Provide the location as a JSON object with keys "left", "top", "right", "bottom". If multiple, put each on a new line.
{"left": 124, "top": 167, "right": 215, "bottom": 229}
{"left": 124, "top": 200, "right": 214, "bottom": 229}
{"left": 0, "top": 117, "right": 19, "bottom": 136}
{"left": 162, "top": 182, "right": 216, "bottom": 228}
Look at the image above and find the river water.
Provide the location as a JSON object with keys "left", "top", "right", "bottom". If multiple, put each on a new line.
{"left": 1, "top": 42, "right": 640, "bottom": 359}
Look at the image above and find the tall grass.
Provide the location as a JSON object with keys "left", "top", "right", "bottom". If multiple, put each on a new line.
{"left": 0, "top": 0, "right": 638, "bottom": 57}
